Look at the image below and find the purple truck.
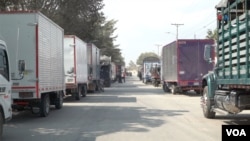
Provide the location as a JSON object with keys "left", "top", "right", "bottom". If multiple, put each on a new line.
{"left": 161, "top": 39, "right": 214, "bottom": 94}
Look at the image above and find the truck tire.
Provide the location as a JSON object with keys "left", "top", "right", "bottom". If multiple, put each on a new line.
{"left": 163, "top": 83, "right": 170, "bottom": 92}
{"left": 106, "top": 80, "right": 111, "bottom": 87}
{"left": 75, "top": 87, "right": 81, "bottom": 100}
{"left": 55, "top": 92, "right": 63, "bottom": 109}
{"left": 0, "top": 110, "right": 3, "bottom": 138}
{"left": 40, "top": 94, "right": 50, "bottom": 117}
{"left": 82, "top": 85, "right": 87, "bottom": 97}
{"left": 202, "top": 86, "right": 215, "bottom": 119}
{"left": 171, "top": 85, "right": 177, "bottom": 94}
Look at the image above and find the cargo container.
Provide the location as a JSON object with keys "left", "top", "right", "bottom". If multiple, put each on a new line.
{"left": 64, "top": 35, "right": 88, "bottom": 100}
{"left": 202, "top": 0, "right": 250, "bottom": 119}
{"left": 161, "top": 39, "right": 214, "bottom": 94}
{"left": 87, "top": 43, "right": 101, "bottom": 92}
{"left": 0, "top": 11, "right": 65, "bottom": 117}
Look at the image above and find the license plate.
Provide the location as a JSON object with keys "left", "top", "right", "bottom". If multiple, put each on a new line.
{"left": 19, "top": 92, "right": 33, "bottom": 98}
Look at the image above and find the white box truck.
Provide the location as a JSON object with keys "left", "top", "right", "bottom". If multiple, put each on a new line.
{"left": 0, "top": 38, "right": 13, "bottom": 138}
{"left": 0, "top": 11, "right": 65, "bottom": 117}
{"left": 87, "top": 43, "right": 101, "bottom": 92}
{"left": 64, "top": 35, "right": 88, "bottom": 100}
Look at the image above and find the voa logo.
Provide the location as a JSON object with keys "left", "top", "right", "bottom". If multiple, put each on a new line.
{"left": 226, "top": 129, "right": 246, "bottom": 136}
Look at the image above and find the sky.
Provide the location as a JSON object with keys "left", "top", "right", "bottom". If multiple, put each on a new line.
{"left": 102, "top": 0, "right": 219, "bottom": 66}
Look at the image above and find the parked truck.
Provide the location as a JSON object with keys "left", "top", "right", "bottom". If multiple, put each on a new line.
{"left": 0, "top": 38, "right": 13, "bottom": 137}
{"left": 161, "top": 39, "right": 214, "bottom": 94}
{"left": 100, "top": 55, "right": 112, "bottom": 87}
{"left": 142, "top": 56, "right": 160, "bottom": 84}
{"left": 0, "top": 11, "right": 65, "bottom": 117}
{"left": 202, "top": 0, "right": 250, "bottom": 118}
{"left": 64, "top": 35, "right": 88, "bottom": 100}
{"left": 87, "top": 43, "right": 101, "bottom": 92}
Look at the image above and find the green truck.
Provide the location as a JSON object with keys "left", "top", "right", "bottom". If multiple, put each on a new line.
{"left": 202, "top": 0, "right": 250, "bottom": 118}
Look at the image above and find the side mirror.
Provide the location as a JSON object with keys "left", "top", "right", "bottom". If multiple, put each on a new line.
{"left": 204, "top": 45, "right": 212, "bottom": 63}
{"left": 18, "top": 60, "right": 25, "bottom": 73}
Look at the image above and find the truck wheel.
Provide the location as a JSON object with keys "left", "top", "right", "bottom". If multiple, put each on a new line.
{"left": 106, "top": 80, "right": 111, "bottom": 87}
{"left": 163, "top": 83, "right": 169, "bottom": 92}
{"left": 55, "top": 92, "right": 63, "bottom": 109}
{"left": 202, "top": 86, "right": 215, "bottom": 119}
{"left": 95, "top": 83, "right": 99, "bottom": 91}
{"left": 171, "top": 85, "right": 177, "bottom": 94}
{"left": 0, "top": 111, "right": 3, "bottom": 138}
{"left": 75, "top": 87, "right": 81, "bottom": 100}
{"left": 82, "top": 85, "right": 87, "bottom": 97}
{"left": 40, "top": 94, "right": 50, "bottom": 117}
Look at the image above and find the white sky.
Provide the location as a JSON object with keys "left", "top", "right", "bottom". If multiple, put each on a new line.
{"left": 102, "top": 0, "right": 219, "bottom": 65}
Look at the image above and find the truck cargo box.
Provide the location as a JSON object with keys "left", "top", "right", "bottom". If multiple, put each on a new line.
{"left": 87, "top": 43, "right": 100, "bottom": 91}
{"left": 0, "top": 11, "right": 64, "bottom": 116}
{"left": 64, "top": 35, "right": 88, "bottom": 99}
{"left": 64, "top": 35, "right": 88, "bottom": 85}
{"left": 161, "top": 39, "right": 214, "bottom": 93}
{"left": 87, "top": 43, "right": 100, "bottom": 80}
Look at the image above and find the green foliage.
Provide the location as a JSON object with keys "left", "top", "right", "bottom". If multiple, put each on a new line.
{"left": 0, "top": 0, "right": 123, "bottom": 63}
{"left": 127, "top": 60, "right": 137, "bottom": 71}
{"left": 206, "top": 29, "right": 217, "bottom": 41}
{"left": 136, "top": 52, "right": 159, "bottom": 66}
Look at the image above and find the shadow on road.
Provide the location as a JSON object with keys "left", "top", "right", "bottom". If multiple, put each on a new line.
{"left": 64, "top": 95, "right": 137, "bottom": 103}
{"left": 4, "top": 104, "right": 188, "bottom": 141}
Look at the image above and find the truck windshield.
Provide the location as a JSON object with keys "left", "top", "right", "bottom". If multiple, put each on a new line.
{"left": 0, "top": 47, "right": 9, "bottom": 81}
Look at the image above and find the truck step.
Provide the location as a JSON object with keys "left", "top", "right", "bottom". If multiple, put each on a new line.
{"left": 213, "top": 108, "right": 229, "bottom": 115}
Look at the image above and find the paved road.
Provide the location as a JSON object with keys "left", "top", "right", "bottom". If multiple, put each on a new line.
{"left": 3, "top": 76, "right": 250, "bottom": 141}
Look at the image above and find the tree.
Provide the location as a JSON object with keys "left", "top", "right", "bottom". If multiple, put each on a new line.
{"left": 206, "top": 29, "right": 217, "bottom": 41}
{"left": 127, "top": 60, "right": 137, "bottom": 71}
{"left": 0, "top": 0, "right": 123, "bottom": 63}
{"left": 136, "top": 52, "right": 159, "bottom": 66}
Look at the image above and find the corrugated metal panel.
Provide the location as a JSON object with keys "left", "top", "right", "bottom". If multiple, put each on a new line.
{"left": 38, "top": 13, "right": 64, "bottom": 91}
{"left": 75, "top": 36, "right": 88, "bottom": 83}
{"left": 0, "top": 12, "right": 65, "bottom": 99}
{"left": 161, "top": 41, "right": 177, "bottom": 81}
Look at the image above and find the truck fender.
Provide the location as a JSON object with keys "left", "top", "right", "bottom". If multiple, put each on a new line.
{"left": 202, "top": 72, "right": 217, "bottom": 99}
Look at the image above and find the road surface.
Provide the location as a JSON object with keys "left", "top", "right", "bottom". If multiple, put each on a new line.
{"left": 3, "top": 76, "right": 250, "bottom": 141}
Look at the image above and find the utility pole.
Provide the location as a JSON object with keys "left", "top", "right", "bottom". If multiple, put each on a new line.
{"left": 155, "top": 44, "right": 161, "bottom": 56}
{"left": 171, "top": 23, "right": 184, "bottom": 40}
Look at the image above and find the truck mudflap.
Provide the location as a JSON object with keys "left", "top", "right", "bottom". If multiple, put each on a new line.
{"left": 214, "top": 90, "right": 250, "bottom": 114}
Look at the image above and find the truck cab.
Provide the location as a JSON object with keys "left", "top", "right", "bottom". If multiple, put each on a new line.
{"left": 0, "top": 39, "right": 12, "bottom": 137}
